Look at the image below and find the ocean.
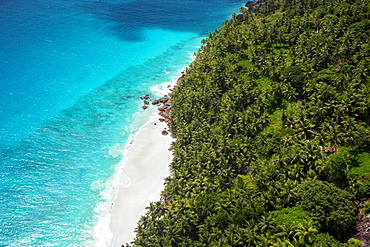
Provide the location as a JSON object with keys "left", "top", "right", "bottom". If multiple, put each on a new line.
{"left": 0, "top": 0, "right": 243, "bottom": 246}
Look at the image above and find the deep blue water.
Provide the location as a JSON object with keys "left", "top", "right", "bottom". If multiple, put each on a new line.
{"left": 0, "top": 0, "right": 243, "bottom": 246}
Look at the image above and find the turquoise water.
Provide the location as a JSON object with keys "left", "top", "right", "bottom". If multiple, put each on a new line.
{"left": 0, "top": 0, "right": 243, "bottom": 246}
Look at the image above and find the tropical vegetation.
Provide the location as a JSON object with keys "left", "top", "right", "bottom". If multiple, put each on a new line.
{"left": 125, "top": 0, "right": 370, "bottom": 245}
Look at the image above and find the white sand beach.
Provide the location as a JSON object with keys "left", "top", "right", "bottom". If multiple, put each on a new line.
{"left": 109, "top": 114, "right": 173, "bottom": 247}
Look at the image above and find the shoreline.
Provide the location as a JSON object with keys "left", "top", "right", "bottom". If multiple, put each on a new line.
{"left": 108, "top": 111, "right": 174, "bottom": 247}
{"left": 107, "top": 56, "right": 188, "bottom": 247}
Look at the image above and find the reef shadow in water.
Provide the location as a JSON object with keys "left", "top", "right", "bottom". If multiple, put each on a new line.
{"left": 78, "top": 0, "right": 242, "bottom": 41}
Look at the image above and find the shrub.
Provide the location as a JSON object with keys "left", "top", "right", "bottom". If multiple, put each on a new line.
{"left": 324, "top": 147, "right": 356, "bottom": 188}
{"left": 347, "top": 238, "right": 362, "bottom": 246}
{"left": 295, "top": 180, "right": 356, "bottom": 239}
{"left": 312, "top": 233, "right": 347, "bottom": 247}
{"left": 361, "top": 200, "right": 370, "bottom": 215}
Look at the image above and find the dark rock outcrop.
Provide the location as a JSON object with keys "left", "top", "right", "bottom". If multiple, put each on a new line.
{"left": 352, "top": 204, "right": 370, "bottom": 246}
{"left": 152, "top": 96, "right": 171, "bottom": 123}
{"left": 245, "top": 0, "right": 268, "bottom": 11}
{"left": 140, "top": 94, "right": 151, "bottom": 110}
{"left": 153, "top": 74, "right": 184, "bottom": 135}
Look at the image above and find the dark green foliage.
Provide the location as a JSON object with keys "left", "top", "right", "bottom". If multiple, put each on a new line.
{"left": 349, "top": 150, "right": 370, "bottom": 198}
{"left": 295, "top": 180, "right": 356, "bottom": 239}
{"left": 281, "top": 66, "right": 305, "bottom": 95}
{"left": 360, "top": 201, "right": 370, "bottom": 215}
{"left": 128, "top": 0, "right": 370, "bottom": 245}
{"left": 349, "top": 152, "right": 370, "bottom": 176}
{"left": 324, "top": 147, "right": 357, "bottom": 188}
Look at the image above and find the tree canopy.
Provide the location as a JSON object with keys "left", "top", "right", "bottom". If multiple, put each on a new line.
{"left": 125, "top": 0, "right": 370, "bottom": 245}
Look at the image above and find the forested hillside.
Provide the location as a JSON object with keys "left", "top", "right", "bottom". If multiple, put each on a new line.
{"left": 128, "top": 0, "right": 370, "bottom": 245}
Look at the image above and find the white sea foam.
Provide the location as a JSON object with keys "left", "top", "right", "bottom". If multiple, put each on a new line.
{"left": 108, "top": 144, "right": 126, "bottom": 158}
{"left": 85, "top": 133, "right": 135, "bottom": 247}
{"left": 150, "top": 60, "right": 195, "bottom": 98}
{"left": 87, "top": 44, "right": 204, "bottom": 247}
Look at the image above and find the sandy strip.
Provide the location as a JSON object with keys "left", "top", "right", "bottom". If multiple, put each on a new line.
{"left": 109, "top": 114, "right": 173, "bottom": 247}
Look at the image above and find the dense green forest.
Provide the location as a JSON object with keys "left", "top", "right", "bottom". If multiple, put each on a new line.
{"left": 127, "top": 0, "right": 370, "bottom": 245}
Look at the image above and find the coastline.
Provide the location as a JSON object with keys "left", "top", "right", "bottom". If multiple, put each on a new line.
{"left": 108, "top": 111, "right": 174, "bottom": 247}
